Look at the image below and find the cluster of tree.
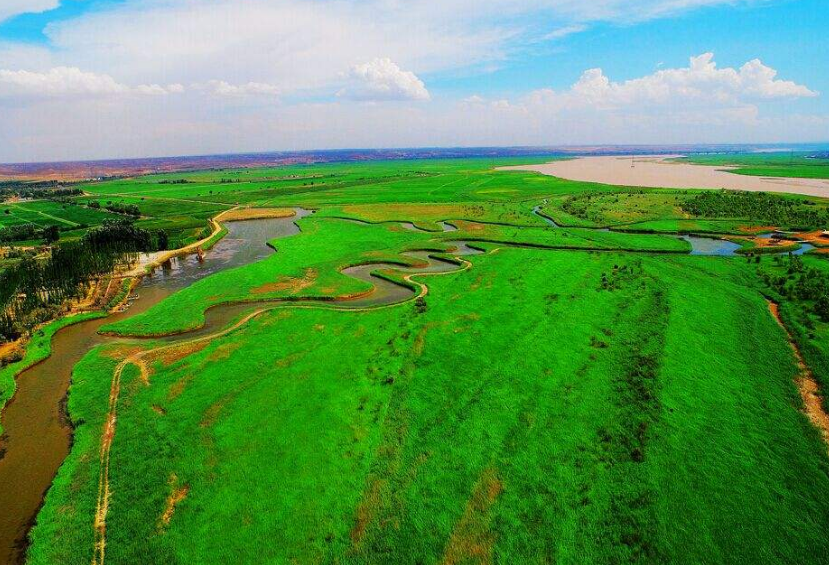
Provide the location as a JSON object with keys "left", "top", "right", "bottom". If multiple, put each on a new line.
{"left": 0, "top": 224, "right": 38, "bottom": 243}
{"left": 683, "top": 191, "right": 829, "bottom": 230}
{"left": 0, "top": 181, "right": 82, "bottom": 201}
{"left": 88, "top": 201, "right": 141, "bottom": 217}
{"left": 158, "top": 179, "right": 192, "bottom": 184}
{"left": 0, "top": 219, "right": 154, "bottom": 341}
{"left": 760, "top": 254, "right": 829, "bottom": 322}
{"left": 0, "top": 223, "right": 65, "bottom": 244}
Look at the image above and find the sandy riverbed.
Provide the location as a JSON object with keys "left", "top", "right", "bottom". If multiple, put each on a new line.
{"left": 500, "top": 156, "right": 829, "bottom": 198}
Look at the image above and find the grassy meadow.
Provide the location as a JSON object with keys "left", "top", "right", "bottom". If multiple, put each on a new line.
{"left": 29, "top": 248, "right": 829, "bottom": 564}
{"left": 7, "top": 155, "right": 829, "bottom": 564}
{"left": 679, "top": 152, "right": 829, "bottom": 179}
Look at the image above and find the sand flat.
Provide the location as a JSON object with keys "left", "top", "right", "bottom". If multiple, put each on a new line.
{"left": 500, "top": 156, "right": 829, "bottom": 198}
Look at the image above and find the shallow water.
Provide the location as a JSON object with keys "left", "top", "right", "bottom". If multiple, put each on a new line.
{"left": 681, "top": 235, "right": 743, "bottom": 257}
{"left": 532, "top": 205, "right": 560, "bottom": 228}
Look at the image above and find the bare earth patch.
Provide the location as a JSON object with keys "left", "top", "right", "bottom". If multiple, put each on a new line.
{"left": 768, "top": 302, "right": 829, "bottom": 450}
{"left": 252, "top": 268, "right": 318, "bottom": 295}
{"left": 160, "top": 474, "right": 190, "bottom": 527}
{"left": 218, "top": 208, "right": 296, "bottom": 222}
{"left": 441, "top": 467, "right": 503, "bottom": 565}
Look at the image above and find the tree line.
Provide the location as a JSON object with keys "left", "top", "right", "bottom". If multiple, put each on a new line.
{"left": 0, "top": 220, "right": 165, "bottom": 342}
{"left": 683, "top": 191, "right": 829, "bottom": 230}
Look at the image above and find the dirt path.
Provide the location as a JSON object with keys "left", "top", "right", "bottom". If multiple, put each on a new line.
{"left": 768, "top": 301, "right": 829, "bottom": 450}
{"left": 91, "top": 309, "right": 265, "bottom": 565}
{"left": 500, "top": 156, "right": 829, "bottom": 199}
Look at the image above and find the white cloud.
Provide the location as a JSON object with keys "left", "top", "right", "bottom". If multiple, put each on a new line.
{"left": 542, "top": 24, "right": 588, "bottom": 40}
{"left": 0, "top": 0, "right": 59, "bottom": 24}
{"left": 0, "top": 0, "right": 821, "bottom": 161}
{"left": 0, "top": 66, "right": 185, "bottom": 99}
{"left": 200, "top": 80, "right": 280, "bottom": 97}
{"left": 525, "top": 53, "right": 817, "bottom": 112}
{"left": 462, "top": 94, "right": 486, "bottom": 104}
{"left": 338, "top": 58, "right": 430, "bottom": 101}
{"left": 0, "top": 66, "right": 128, "bottom": 97}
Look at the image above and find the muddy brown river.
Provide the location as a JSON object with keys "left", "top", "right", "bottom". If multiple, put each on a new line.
{"left": 0, "top": 210, "right": 483, "bottom": 564}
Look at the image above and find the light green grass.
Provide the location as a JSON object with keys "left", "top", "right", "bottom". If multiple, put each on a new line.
{"left": 679, "top": 153, "right": 829, "bottom": 179}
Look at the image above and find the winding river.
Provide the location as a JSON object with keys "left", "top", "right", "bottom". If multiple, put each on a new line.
{"left": 0, "top": 209, "right": 484, "bottom": 564}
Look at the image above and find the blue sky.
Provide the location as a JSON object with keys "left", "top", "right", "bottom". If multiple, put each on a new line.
{"left": 0, "top": 0, "right": 826, "bottom": 162}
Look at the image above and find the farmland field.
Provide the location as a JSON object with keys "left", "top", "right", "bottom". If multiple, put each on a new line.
{"left": 2, "top": 156, "right": 829, "bottom": 564}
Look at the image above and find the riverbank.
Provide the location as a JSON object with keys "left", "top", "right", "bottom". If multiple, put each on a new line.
{"left": 0, "top": 210, "right": 306, "bottom": 564}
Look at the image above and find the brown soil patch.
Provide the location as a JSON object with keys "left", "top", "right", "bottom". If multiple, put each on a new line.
{"left": 200, "top": 399, "right": 228, "bottom": 428}
{"left": 738, "top": 225, "right": 778, "bottom": 234}
{"left": 275, "top": 352, "right": 303, "bottom": 369}
{"left": 206, "top": 341, "right": 243, "bottom": 362}
{"left": 168, "top": 373, "right": 194, "bottom": 402}
{"left": 452, "top": 220, "right": 487, "bottom": 233}
{"left": 252, "top": 268, "right": 317, "bottom": 295}
{"left": 160, "top": 474, "right": 190, "bottom": 526}
{"left": 729, "top": 236, "right": 792, "bottom": 250}
{"left": 413, "top": 326, "right": 429, "bottom": 357}
{"left": 153, "top": 340, "right": 212, "bottom": 367}
{"left": 798, "top": 230, "right": 829, "bottom": 247}
{"left": 342, "top": 203, "right": 466, "bottom": 222}
{"left": 351, "top": 478, "right": 385, "bottom": 544}
{"left": 768, "top": 302, "right": 829, "bottom": 450}
{"left": 100, "top": 344, "right": 145, "bottom": 361}
{"left": 218, "top": 207, "right": 295, "bottom": 222}
{"left": 441, "top": 467, "right": 503, "bottom": 565}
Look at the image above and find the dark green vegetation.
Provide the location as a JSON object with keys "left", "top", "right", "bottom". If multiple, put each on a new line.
{"left": 550, "top": 188, "right": 829, "bottom": 234}
{"left": 683, "top": 191, "right": 829, "bottom": 229}
{"left": 0, "top": 221, "right": 154, "bottom": 342}
{"left": 679, "top": 152, "right": 829, "bottom": 179}
{"left": 5, "top": 156, "right": 829, "bottom": 564}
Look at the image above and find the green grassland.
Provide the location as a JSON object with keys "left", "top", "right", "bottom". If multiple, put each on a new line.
{"left": 10, "top": 156, "right": 829, "bottom": 564}
{"left": 678, "top": 153, "right": 829, "bottom": 179}
{"left": 29, "top": 248, "right": 829, "bottom": 564}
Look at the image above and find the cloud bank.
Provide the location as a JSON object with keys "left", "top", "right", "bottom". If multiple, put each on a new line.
{"left": 0, "top": 0, "right": 822, "bottom": 162}
{"left": 0, "top": 0, "right": 59, "bottom": 24}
